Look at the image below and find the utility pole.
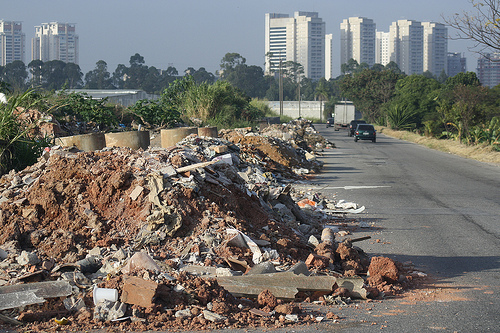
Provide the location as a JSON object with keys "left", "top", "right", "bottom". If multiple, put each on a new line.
{"left": 298, "top": 75, "right": 301, "bottom": 118}
{"left": 279, "top": 56, "right": 283, "bottom": 117}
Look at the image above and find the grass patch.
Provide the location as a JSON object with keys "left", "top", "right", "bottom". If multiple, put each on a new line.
{"left": 376, "top": 126, "right": 500, "bottom": 166}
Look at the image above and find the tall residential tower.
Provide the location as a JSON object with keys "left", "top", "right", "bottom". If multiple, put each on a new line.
{"left": 265, "top": 12, "right": 326, "bottom": 81}
{"left": 0, "top": 20, "right": 25, "bottom": 66}
{"left": 375, "top": 31, "right": 390, "bottom": 66}
{"left": 340, "top": 17, "right": 376, "bottom": 67}
{"left": 422, "top": 22, "right": 448, "bottom": 75}
{"left": 32, "top": 22, "right": 79, "bottom": 64}
{"left": 389, "top": 20, "right": 423, "bottom": 75}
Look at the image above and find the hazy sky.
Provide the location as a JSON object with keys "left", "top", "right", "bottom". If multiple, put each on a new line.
{"left": 3, "top": 0, "right": 481, "bottom": 77}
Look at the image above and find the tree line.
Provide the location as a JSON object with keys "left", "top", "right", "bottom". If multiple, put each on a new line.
{"left": 0, "top": 52, "right": 346, "bottom": 103}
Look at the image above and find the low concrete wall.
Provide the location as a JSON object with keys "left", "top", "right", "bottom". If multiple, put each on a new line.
{"left": 265, "top": 101, "right": 326, "bottom": 121}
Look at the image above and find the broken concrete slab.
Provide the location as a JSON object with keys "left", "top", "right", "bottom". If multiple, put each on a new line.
{"left": 336, "top": 277, "right": 367, "bottom": 299}
{"left": 179, "top": 264, "right": 217, "bottom": 276}
{"left": 216, "top": 272, "right": 338, "bottom": 300}
{"left": 0, "top": 291, "right": 45, "bottom": 311}
{"left": 0, "top": 280, "right": 72, "bottom": 310}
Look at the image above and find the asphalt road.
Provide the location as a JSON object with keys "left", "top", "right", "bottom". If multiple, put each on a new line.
{"left": 294, "top": 127, "right": 500, "bottom": 332}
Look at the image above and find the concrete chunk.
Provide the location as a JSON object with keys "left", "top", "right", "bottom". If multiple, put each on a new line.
{"left": 202, "top": 309, "right": 227, "bottom": 322}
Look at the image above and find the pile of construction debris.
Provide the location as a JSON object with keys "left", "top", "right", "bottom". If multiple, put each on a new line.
{"left": 0, "top": 120, "right": 420, "bottom": 331}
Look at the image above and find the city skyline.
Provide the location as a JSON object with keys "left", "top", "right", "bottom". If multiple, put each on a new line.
{"left": 2, "top": 0, "right": 481, "bottom": 77}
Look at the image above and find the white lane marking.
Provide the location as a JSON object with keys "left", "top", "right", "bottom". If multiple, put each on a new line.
{"left": 327, "top": 185, "right": 392, "bottom": 190}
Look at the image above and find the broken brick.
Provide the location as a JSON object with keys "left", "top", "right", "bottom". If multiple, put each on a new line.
{"left": 120, "top": 276, "right": 159, "bottom": 308}
{"left": 305, "top": 253, "right": 330, "bottom": 269}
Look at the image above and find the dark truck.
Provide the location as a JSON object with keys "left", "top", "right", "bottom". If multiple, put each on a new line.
{"left": 348, "top": 119, "right": 366, "bottom": 136}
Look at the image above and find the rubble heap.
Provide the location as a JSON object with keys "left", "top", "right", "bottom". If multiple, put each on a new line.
{"left": 0, "top": 121, "right": 420, "bottom": 331}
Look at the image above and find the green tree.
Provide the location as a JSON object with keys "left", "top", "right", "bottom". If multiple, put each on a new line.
{"left": 339, "top": 69, "right": 403, "bottom": 123}
{"left": 165, "top": 66, "right": 178, "bottom": 76}
{"left": 341, "top": 58, "right": 360, "bottom": 75}
{"left": 63, "top": 62, "right": 83, "bottom": 88}
{"left": 219, "top": 52, "right": 246, "bottom": 75}
{"left": 423, "top": 70, "right": 436, "bottom": 79}
{"left": 438, "top": 69, "right": 448, "bottom": 84}
{"left": 445, "top": 71, "right": 481, "bottom": 88}
{"left": 385, "top": 61, "right": 403, "bottom": 74}
{"left": 2, "top": 60, "right": 27, "bottom": 91}
{"left": 191, "top": 67, "right": 215, "bottom": 84}
{"left": 85, "top": 60, "right": 114, "bottom": 89}
{"left": 387, "top": 74, "right": 442, "bottom": 128}
{"left": 371, "top": 63, "right": 385, "bottom": 72}
{"left": 28, "top": 60, "right": 44, "bottom": 88}
{"left": 314, "top": 78, "right": 330, "bottom": 119}
{"left": 448, "top": 84, "right": 489, "bottom": 143}
{"left": 112, "top": 64, "right": 128, "bottom": 89}
{"left": 41, "top": 60, "right": 67, "bottom": 90}
{"left": 124, "top": 53, "right": 149, "bottom": 90}
{"left": 223, "top": 64, "right": 267, "bottom": 98}
{"left": 142, "top": 66, "right": 162, "bottom": 93}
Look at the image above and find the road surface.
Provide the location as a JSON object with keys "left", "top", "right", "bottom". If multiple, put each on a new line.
{"left": 294, "top": 128, "right": 500, "bottom": 332}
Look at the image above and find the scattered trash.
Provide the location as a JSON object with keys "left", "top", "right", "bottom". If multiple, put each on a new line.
{"left": 93, "top": 287, "right": 119, "bottom": 305}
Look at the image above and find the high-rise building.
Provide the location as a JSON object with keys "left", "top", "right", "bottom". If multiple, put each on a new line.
{"left": 389, "top": 20, "right": 423, "bottom": 75}
{"left": 477, "top": 53, "right": 500, "bottom": 87}
{"left": 325, "top": 34, "right": 333, "bottom": 80}
{"left": 0, "top": 20, "right": 25, "bottom": 66}
{"left": 32, "top": 22, "right": 78, "bottom": 64}
{"left": 265, "top": 12, "right": 326, "bottom": 81}
{"left": 375, "top": 31, "right": 390, "bottom": 66}
{"left": 447, "top": 52, "right": 467, "bottom": 77}
{"left": 340, "top": 17, "right": 376, "bottom": 68}
{"left": 422, "top": 22, "right": 448, "bottom": 76}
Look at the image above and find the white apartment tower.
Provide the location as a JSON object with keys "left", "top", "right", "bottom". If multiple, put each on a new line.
{"left": 340, "top": 17, "right": 376, "bottom": 68}
{"left": 422, "top": 22, "right": 448, "bottom": 75}
{"left": 0, "top": 20, "right": 25, "bottom": 66}
{"left": 325, "top": 34, "right": 333, "bottom": 80}
{"left": 265, "top": 12, "right": 326, "bottom": 81}
{"left": 389, "top": 20, "right": 423, "bottom": 75}
{"left": 32, "top": 22, "right": 78, "bottom": 64}
{"left": 375, "top": 31, "right": 390, "bottom": 66}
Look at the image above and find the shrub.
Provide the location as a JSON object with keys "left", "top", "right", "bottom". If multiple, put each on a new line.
{"left": 0, "top": 90, "right": 53, "bottom": 175}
